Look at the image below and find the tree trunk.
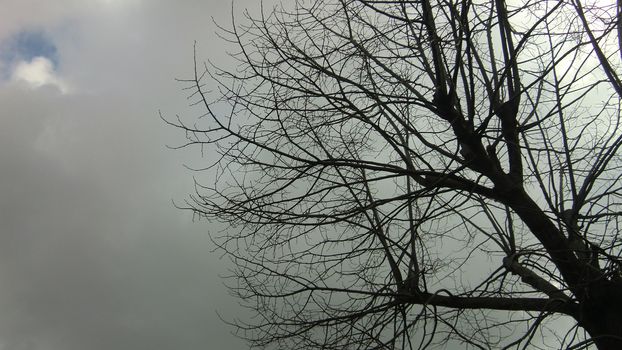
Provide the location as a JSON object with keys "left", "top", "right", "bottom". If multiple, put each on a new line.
{"left": 578, "top": 281, "right": 622, "bottom": 349}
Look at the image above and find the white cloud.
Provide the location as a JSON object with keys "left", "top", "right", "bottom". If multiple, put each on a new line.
{"left": 11, "top": 56, "right": 69, "bottom": 93}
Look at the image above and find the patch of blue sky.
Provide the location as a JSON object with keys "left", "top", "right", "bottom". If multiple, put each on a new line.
{"left": 1, "top": 29, "right": 59, "bottom": 77}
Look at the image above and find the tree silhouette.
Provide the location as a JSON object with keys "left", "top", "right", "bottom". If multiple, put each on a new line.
{"left": 167, "top": 0, "right": 622, "bottom": 348}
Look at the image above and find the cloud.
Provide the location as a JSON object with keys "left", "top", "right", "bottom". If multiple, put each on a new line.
{"left": 11, "top": 56, "right": 69, "bottom": 92}
{"left": 1, "top": 29, "right": 69, "bottom": 92}
{"left": 0, "top": 1, "right": 271, "bottom": 349}
{"left": 0, "top": 82, "right": 245, "bottom": 350}
{"left": 1, "top": 29, "right": 59, "bottom": 66}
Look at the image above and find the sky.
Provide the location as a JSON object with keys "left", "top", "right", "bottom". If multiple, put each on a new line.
{"left": 0, "top": 1, "right": 267, "bottom": 349}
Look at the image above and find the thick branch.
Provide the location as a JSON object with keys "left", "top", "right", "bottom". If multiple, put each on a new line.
{"left": 399, "top": 290, "right": 577, "bottom": 316}
{"left": 503, "top": 255, "right": 570, "bottom": 301}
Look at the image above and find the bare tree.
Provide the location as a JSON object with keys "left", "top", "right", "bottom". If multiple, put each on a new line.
{"left": 166, "top": 0, "right": 622, "bottom": 349}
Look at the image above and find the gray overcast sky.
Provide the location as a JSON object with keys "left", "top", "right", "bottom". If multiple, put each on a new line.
{"left": 0, "top": 1, "right": 266, "bottom": 349}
